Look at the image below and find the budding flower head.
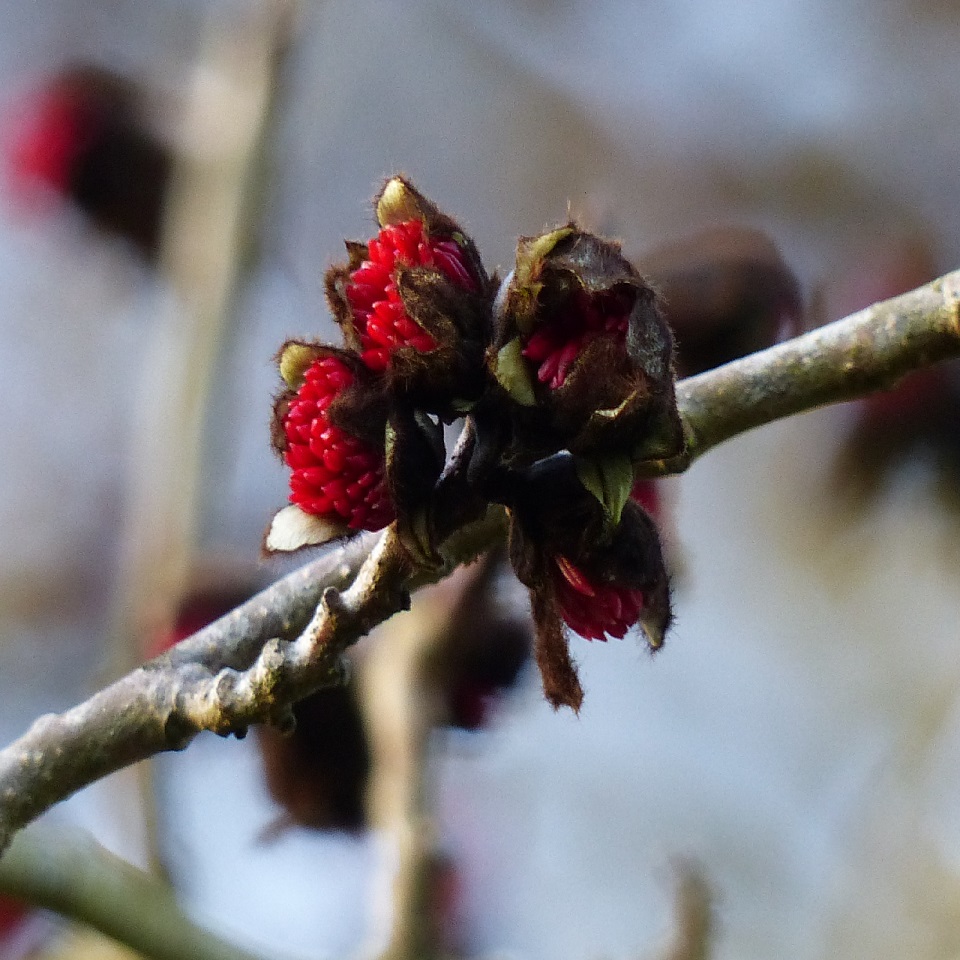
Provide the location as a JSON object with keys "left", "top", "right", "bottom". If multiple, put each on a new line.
{"left": 264, "top": 179, "right": 695, "bottom": 713}
{"left": 491, "top": 226, "right": 684, "bottom": 462}
{"left": 504, "top": 455, "right": 672, "bottom": 710}
{"left": 326, "top": 176, "right": 492, "bottom": 417}
{"left": 264, "top": 343, "right": 393, "bottom": 554}
{"left": 537, "top": 498, "right": 671, "bottom": 650}
{"left": 522, "top": 286, "right": 633, "bottom": 389}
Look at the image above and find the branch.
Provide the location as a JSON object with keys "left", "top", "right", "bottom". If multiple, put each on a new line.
{"left": 676, "top": 269, "right": 960, "bottom": 463}
{"left": 652, "top": 862, "right": 713, "bottom": 960}
{"left": 1, "top": 270, "right": 958, "bottom": 856}
{"left": 0, "top": 825, "right": 262, "bottom": 960}
{"left": 361, "top": 563, "right": 499, "bottom": 960}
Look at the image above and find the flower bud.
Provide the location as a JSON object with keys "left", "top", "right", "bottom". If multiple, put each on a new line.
{"left": 550, "top": 555, "right": 647, "bottom": 642}
{"left": 504, "top": 455, "right": 672, "bottom": 709}
{"left": 325, "top": 176, "right": 493, "bottom": 418}
{"left": 490, "top": 226, "right": 684, "bottom": 462}
{"left": 264, "top": 344, "right": 393, "bottom": 554}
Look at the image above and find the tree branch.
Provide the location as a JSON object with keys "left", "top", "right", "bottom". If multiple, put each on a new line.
{"left": 0, "top": 825, "right": 262, "bottom": 960}
{"left": 1, "top": 270, "right": 958, "bottom": 856}
{"left": 676, "top": 269, "right": 960, "bottom": 462}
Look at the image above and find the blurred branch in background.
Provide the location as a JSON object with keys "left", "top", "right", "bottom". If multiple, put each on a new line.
{"left": 653, "top": 864, "right": 713, "bottom": 960}
{"left": 362, "top": 554, "right": 528, "bottom": 960}
{"left": 361, "top": 577, "right": 464, "bottom": 960}
{"left": 104, "top": 0, "right": 295, "bottom": 871}
{"left": 0, "top": 825, "right": 262, "bottom": 960}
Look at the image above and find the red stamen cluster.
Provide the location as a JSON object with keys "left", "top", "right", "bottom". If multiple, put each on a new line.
{"left": 552, "top": 555, "right": 645, "bottom": 641}
{"left": 283, "top": 356, "right": 394, "bottom": 530}
{"left": 522, "top": 288, "right": 632, "bottom": 390}
{"left": 345, "top": 220, "right": 477, "bottom": 371}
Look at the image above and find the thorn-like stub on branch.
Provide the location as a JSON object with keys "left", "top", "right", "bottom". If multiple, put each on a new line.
{"left": 321, "top": 585, "right": 345, "bottom": 617}
{"left": 259, "top": 637, "right": 286, "bottom": 674}
{"left": 213, "top": 668, "right": 240, "bottom": 703}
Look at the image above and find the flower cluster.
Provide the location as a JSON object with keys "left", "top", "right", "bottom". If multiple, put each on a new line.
{"left": 266, "top": 178, "right": 489, "bottom": 554}
{"left": 266, "top": 177, "right": 685, "bottom": 710}
{"left": 344, "top": 219, "right": 477, "bottom": 370}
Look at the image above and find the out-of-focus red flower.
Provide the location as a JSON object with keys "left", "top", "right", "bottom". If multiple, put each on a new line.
{"left": 7, "top": 86, "right": 97, "bottom": 199}
{"left": 3, "top": 65, "right": 172, "bottom": 256}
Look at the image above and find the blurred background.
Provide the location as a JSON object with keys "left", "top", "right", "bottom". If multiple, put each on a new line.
{"left": 2, "top": 1, "right": 960, "bottom": 959}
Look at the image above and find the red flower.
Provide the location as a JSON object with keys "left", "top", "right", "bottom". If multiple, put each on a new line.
{"left": 6, "top": 85, "right": 96, "bottom": 199}
{"left": 521, "top": 287, "right": 633, "bottom": 390}
{"left": 282, "top": 355, "right": 393, "bottom": 531}
{"left": 345, "top": 219, "right": 478, "bottom": 371}
{"left": 551, "top": 554, "right": 645, "bottom": 641}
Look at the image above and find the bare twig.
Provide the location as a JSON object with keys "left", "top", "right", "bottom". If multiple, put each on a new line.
{"left": 675, "top": 269, "right": 960, "bottom": 466}
{"left": 0, "top": 271, "right": 958, "bottom": 856}
{"left": 653, "top": 863, "right": 713, "bottom": 960}
{"left": 362, "top": 561, "right": 501, "bottom": 960}
{"left": 106, "top": 0, "right": 292, "bottom": 878}
{"left": 0, "top": 825, "right": 261, "bottom": 960}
